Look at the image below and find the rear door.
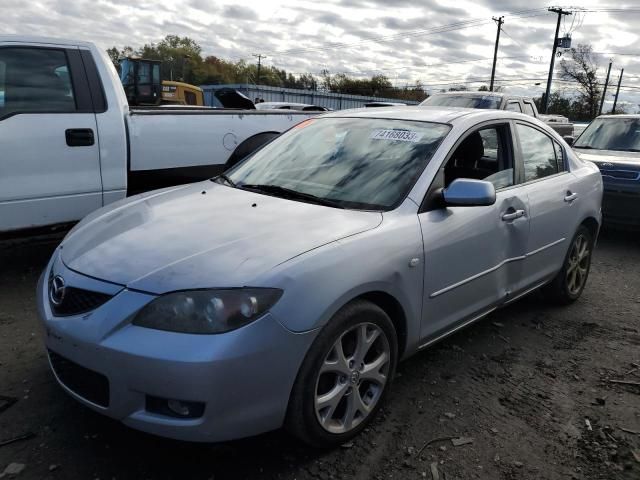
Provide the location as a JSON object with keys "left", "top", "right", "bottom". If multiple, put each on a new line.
{"left": 515, "top": 122, "right": 578, "bottom": 286}
{"left": 0, "top": 43, "right": 102, "bottom": 232}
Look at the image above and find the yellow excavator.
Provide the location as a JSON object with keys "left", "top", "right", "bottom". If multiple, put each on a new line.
{"left": 118, "top": 58, "right": 204, "bottom": 106}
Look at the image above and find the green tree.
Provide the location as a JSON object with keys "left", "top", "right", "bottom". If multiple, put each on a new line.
{"left": 106, "top": 46, "right": 134, "bottom": 69}
{"left": 139, "top": 35, "right": 203, "bottom": 83}
{"left": 560, "top": 44, "right": 601, "bottom": 120}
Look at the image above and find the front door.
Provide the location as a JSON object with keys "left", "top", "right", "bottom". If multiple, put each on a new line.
{"left": 417, "top": 122, "right": 530, "bottom": 343}
{"left": 0, "top": 44, "right": 102, "bottom": 232}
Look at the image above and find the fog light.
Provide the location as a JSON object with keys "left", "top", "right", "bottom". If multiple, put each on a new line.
{"left": 168, "top": 399, "right": 191, "bottom": 417}
{"left": 146, "top": 395, "right": 205, "bottom": 419}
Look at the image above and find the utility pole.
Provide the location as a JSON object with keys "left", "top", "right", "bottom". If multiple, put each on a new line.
{"left": 490, "top": 16, "right": 504, "bottom": 92}
{"left": 598, "top": 60, "right": 612, "bottom": 116}
{"left": 543, "top": 7, "right": 572, "bottom": 113}
{"left": 252, "top": 54, "right": 266, "bottom": 85}
{"left": 612, "top": 68, "right": 624, "bottom": 114}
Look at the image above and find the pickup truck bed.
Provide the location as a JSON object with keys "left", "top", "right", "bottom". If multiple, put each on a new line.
{"left": 126, "top": 107, "right": 314, "bottom": 192}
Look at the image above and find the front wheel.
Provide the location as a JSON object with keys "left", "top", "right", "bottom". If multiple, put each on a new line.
{"left": 285, "top": 300, "right": 397, "bottom": 448}
{"left": 545, "top": 225, "right": 593, "bottom": 304}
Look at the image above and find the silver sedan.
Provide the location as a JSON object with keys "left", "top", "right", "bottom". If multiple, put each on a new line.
{"left": 37, "top": 107, "right": 602, "bottom": 447}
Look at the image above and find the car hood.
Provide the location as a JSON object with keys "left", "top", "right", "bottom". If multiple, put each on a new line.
{"left": 61, "top": 182, "right": 382, "bottom": 294}
{"left": 574, "top": 149, "right": 640, "bottom": 167}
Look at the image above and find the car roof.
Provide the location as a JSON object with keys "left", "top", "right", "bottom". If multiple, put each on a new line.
{"left": 0, "top": 35, "right": 95, "bottom": 48}
{"left": 324, "top": 106, "right": 530, "bottom": 124}
{"left": 430, "top": 91, "right": 504, "bottom": 97}
{"left": 429, "top": 92, "right": 533, "bottom": 100}
{"left": 596, "top": 114, "right": 640, "bottom": 119}
{"left": 260, "top": 102, "right": 310, "bottom": 106}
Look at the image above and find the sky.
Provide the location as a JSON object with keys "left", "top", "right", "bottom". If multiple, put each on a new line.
{"left": 3, "top": 0, "right": 640, "bottom": 111}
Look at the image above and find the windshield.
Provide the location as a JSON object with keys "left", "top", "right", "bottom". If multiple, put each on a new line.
{"left": 574, "top": 117, "right": 640, "bottom": 152}
{"left": 420, "top": 94, "right": 501, "bottom": 109}
{"left": 225, "top": 118, "right": 451, "bottom": 210}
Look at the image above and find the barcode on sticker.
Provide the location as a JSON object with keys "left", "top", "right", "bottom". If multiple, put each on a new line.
{"left": 371, "top": 129, "right": 424, "bottom": 142}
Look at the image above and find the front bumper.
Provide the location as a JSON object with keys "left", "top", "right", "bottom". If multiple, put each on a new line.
{"left": 602, "top": 187, "right": 640, "bottom": 228}
{"left": 36, "top": 252, "right": 316, "bottom": 442}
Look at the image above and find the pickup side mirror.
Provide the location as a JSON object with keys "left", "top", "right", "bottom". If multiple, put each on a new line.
{"left": 563, "top": 135, "right": 575, "bottom": 146}
{"left": 443, "top": 178, "right": 496, "bottom": 207}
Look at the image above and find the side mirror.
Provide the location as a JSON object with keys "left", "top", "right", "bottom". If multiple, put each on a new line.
{"left": 563, "top": 135, "right": 575, "bottom": 146}
{"left": 443, "top": 178, "right": 496, "bottom": 207}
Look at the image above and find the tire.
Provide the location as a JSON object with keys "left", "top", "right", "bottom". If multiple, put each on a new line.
{"left": 544, "top": 225, "right": 594, "bottom": 304}
{"left": 285, "top": 300, "right": 398, "bottom": 448}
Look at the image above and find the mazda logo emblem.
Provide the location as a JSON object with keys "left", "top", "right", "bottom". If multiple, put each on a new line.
{"left": 49, "top": 275, "right": 66, "bottom": 306}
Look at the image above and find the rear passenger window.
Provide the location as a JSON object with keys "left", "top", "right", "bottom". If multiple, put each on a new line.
{"left": 523, "top": 102, "right": 536, "bottom": 117}
{"left": 505, "top": 102, "right": 522, "bottom": 112}
{"left": 517, "top": 124, "right": 559, "bottom": 182}
{"left": 553, "top": 141, "right": 565, "bottom": 171}
{"left": 0, "top": 48, "right": 76, "bottom": 119}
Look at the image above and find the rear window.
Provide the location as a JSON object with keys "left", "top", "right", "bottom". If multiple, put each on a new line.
{"left": 523, "top": 102, "right": 536, "bottom": 116}
{"left": 421, "top": 94, "right": 501, "bottom": 109}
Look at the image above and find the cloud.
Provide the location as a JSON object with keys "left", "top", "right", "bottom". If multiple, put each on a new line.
{"left": 221, "top": 5, "right": 258, "bottom": 21}
{"left": 3, "top": 0, "right": 639, "bottom": 106}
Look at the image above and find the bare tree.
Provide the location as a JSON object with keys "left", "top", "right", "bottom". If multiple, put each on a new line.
{"left": 560, "top": 44, "right": 601, "bottom": 119}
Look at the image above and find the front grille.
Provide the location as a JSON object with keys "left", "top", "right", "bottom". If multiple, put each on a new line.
{"left": 48, "top": 275, "right": 113, "bottom": 317}
{"left": 48, "top": 350, "right": 110, "bottom": 407}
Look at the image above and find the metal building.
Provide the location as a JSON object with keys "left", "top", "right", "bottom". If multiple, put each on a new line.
{"left": 200, "top": 84, "right": 419, "bottom": 110}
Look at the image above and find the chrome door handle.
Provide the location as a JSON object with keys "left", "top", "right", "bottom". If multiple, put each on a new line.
{"left": 502, "top": 209, "right": 525, "bottom": 221}
{"left": 564, "top": 192, "right": 578, "bottom": 202}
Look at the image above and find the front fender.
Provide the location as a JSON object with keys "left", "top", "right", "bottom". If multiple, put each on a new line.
{"left": 263, "top": 209, "right": 424, "bottom": 356}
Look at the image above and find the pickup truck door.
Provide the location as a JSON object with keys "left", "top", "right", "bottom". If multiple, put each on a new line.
{"left": 0, "top": 44, "right": 102, "bottom": 232}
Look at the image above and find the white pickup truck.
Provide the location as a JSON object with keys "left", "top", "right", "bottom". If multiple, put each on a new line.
{"left": 0, "top": 36, "right": 316, "bottom": 233}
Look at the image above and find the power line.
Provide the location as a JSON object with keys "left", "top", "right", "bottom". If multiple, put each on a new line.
{"left": 543, "top": 7, "right": 572, "bottom": 113}
{"left": 260, "top": 8, "right": 550, "bottom": 58}
{"left": 490, "top": 16, "right": 504, "bottom": 92}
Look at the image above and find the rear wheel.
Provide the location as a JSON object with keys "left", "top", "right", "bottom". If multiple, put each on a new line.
{"left": 545, "top": 225, "right": 593, "bottom": 304}
{"left": 285, "top": 300, "right": 397, "bottom": 447}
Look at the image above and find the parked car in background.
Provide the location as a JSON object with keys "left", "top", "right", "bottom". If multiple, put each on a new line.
{"left": 0, "top": 35, "right": 318, "bottom": 233}
{"left": 571, "top": 114, "right": 640, "bottom": 228}
{"left": 38, "top": 107, "right": 601, "bottom": 447}
{"left": 421, "top": 92, "right": 574, "bottom": 136}
{"left": 255, "top": 101, "right": 330, "bottom": 111}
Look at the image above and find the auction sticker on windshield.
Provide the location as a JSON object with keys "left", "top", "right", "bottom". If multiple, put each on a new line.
{"left": 371, "top": 129, "right": 424, "bottom": 142}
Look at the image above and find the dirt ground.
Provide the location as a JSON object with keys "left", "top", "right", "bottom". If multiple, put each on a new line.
{"left": 0, "top": 229, "right": 638, "bottom": 480}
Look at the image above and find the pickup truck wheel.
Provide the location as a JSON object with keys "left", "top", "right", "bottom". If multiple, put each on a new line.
{"left": 285, "top": 300, "right": 397, "bottom": 448}
{"left": 544, "top": 225, "right": 593, "bottom": 304}
{"left": 225, "top": 132, "right": 279, "bottom": 170}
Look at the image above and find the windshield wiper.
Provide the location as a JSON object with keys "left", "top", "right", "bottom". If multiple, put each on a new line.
{"left": 574, "top": 145, "right": 594, "bottom": 149}
{"left": 212, "top": 173, "right": 236, "bottom": 187}
{"left": 239, "top": 184, "right": 345, "bottom": 209}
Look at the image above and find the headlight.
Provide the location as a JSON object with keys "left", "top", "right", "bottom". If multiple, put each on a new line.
{"left": 132, "top": 288, "right": 283, "bottom": 334}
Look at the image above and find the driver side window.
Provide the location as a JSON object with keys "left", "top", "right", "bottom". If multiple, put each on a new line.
{"left": 443, "top": 124, "right": 514, "bottom": 190}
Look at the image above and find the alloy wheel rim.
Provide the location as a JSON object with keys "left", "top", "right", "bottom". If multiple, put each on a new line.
{"left": 566, "top": 234, "right": 590, "bottom": 295}
{"left": 314, "top": 322, "right": 391, "bottom": 434}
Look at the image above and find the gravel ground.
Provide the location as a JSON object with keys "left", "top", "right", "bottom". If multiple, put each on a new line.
{"left": 0, "top": 228, "right": 638, "bottom": 480}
